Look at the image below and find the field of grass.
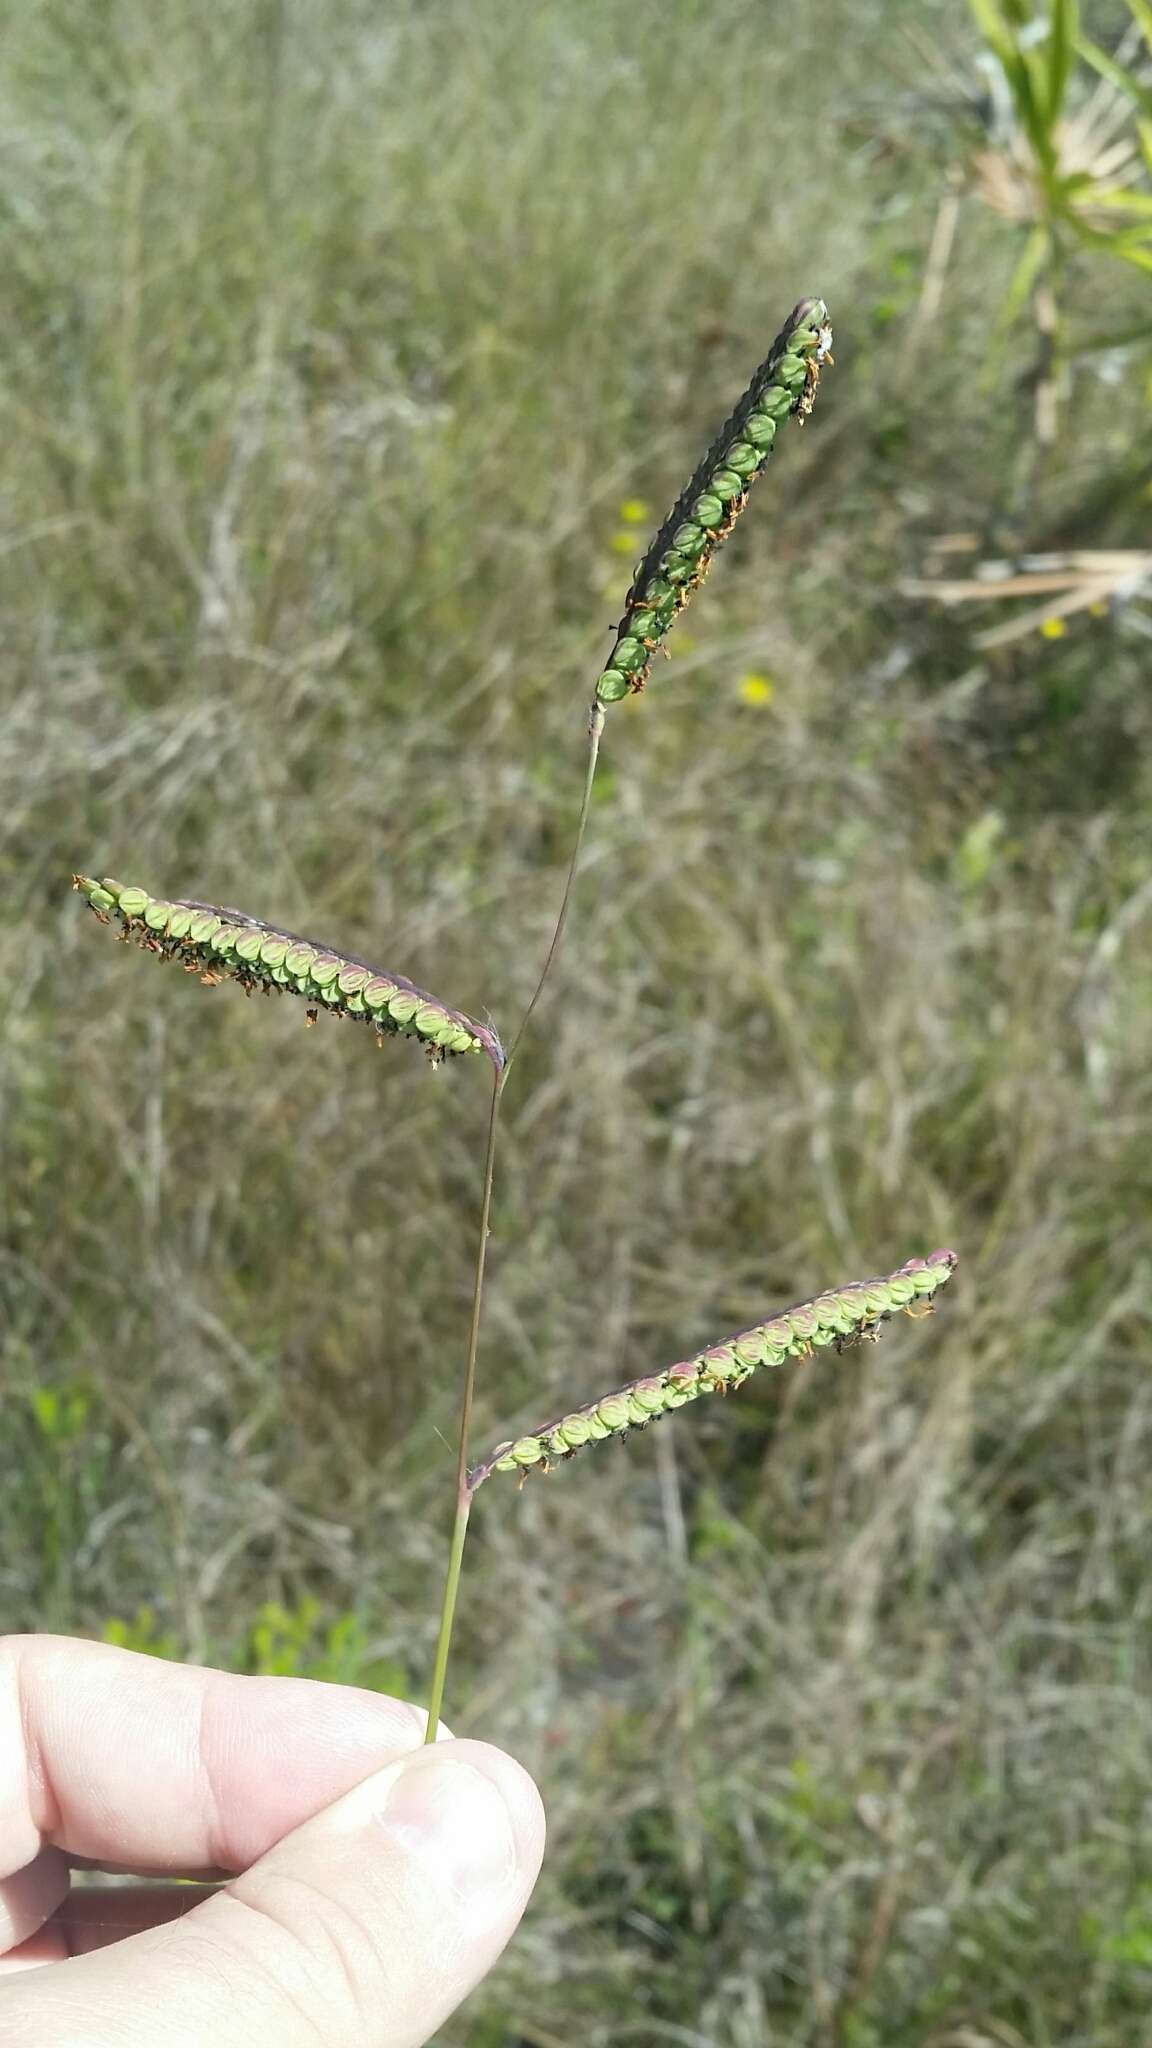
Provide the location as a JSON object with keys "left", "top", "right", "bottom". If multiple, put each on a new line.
{"left": 3, "top": 0, "right": 1152, "bottom": 2040}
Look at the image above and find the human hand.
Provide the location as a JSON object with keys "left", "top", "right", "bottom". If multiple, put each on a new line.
{"left": 0, "top": 1634, "right": 545, "bottom": 2046}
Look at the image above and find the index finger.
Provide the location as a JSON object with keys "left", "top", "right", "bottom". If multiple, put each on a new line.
{"left": 0, "top": 1634, "right": 436, "bottom": 1879}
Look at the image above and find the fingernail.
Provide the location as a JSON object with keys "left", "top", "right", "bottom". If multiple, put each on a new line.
{"left": 378, "top": 1752, "right": 518, "bottom": 1904}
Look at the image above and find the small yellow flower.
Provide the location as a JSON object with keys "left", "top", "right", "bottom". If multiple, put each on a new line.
{"left": 1088, "top": 600, "right": 1108, "bottom": 619}
{"left": 618, "top": 498, "right": 650, "bottom": 524}
{"left": 1039, "top": 616, "right": 1067, "bottom": 639}
{"left": 610, "top": 531, "right": 638, "bottom": 555}
{"left": 738, "top": 671, "right": 775, "bottom": 705}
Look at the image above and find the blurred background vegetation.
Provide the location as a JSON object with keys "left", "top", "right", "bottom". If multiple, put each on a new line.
{"left": 3, "top": 0, "right": 1152, "bottom": 2040}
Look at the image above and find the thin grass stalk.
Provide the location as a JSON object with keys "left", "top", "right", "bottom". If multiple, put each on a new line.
{"left": 423, "top": 1060, "right": 505, "bottom": 1739}
{"left": 505, "top": 703, "right": 604, "bottom": 1072}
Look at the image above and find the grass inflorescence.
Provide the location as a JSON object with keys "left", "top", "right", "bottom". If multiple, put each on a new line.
{"left": 471, "top": 1251, "right": 956, "bottom": 1487}
{"left": 72, "top": 874, "right": 504, "bottom": 1070}
{"left": 595, "top": 296, "right": 832, "bottom": 706}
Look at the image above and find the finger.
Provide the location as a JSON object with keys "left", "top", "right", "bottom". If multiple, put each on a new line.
{"left": 0, "top": 1738, "right": 546, "bottom": 2048}
{"left": 0, "top": 1886, "right": 213, "bottom": 1972}
{"left": 0, "top": 1850, "right": 69, "bottom": 1953}
{"left": 0, "top": 1634, "right": 438, "bottom": 1879}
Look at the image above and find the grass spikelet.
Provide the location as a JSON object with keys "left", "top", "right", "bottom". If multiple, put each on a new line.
{"left": 72, "top": 874, "right": 505, "bottom": 1071}
{"left": 594, "top": 296, "right": 833, "bottom": 706}
{"left": 469, "top": 1250, "right": 956, "bottom": 1488}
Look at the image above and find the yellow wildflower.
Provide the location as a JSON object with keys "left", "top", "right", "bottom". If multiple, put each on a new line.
{"left": 1039, "top": 617, "right": 1067, "bottom": 639}
{"left": 738, "top": 671, "right": 775, "bottom": 705}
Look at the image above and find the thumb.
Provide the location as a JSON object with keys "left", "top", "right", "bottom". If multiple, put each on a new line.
{"left": 4, "top": 1739, "right": 545, "bottom": 2048}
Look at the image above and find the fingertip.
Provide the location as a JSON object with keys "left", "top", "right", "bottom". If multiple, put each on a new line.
{"left": 433, "top": 1738, "right": 546, "bottom": 1885}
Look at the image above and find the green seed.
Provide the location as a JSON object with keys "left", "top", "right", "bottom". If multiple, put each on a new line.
{"left": 734, "top": 1332, "right": 767, "bottom": 1368}
{"left": 338, "top": 964, "right": 368, "bottom": 995}
{"left": 596, "top": 671, "right": 631, "bottom": 703}
{"left": 167, "top": 909, "right": 194, "bottom": 939}
{"left": 363, "top": 978, "right": 394, "bottom": 1009}
{"left": 725, "top": 442, "right": 761, "bottom": 476}
{"left": 677, "top": 528, "right": 710, "bottom": 559}
{"left": 693, "top": 494, "right": 724, "bottom": 527}
{"left": 388, "top": 992, "right": 419, "bottom": 1024}
{"left": 666, "top": 1364, "right": 700, "bottom": 1395}
{"left": 632, "top": 1379, "right": 665, "bottom": 1415}
{"left": 761, "top": 385, "right": 796, "bottom": 418}
{"left": 259, "top": 936, "right": 288, "bottom": 968}
{"left": 702, "top": 1345, "right": 740, "bottom": 1382}
{"left": 235, "top": 931, "right": 263, "bottom": 963}
{"left": 744, "top": 413, "right": 778, "bottom": 449}
{"left": 710, "top": 468, "right": 744, "bottom": 499}
{"left": 310, "top": 956, "right": 340, "bottom": 986}
{"left": 613, "top": 638, "right": 646, "bottom": 671}
{"left": 510, "top": 1437, "right": 544, "bottom": 1467}
{"left": 143, "top": 901, "right": 170, "bottom": 931}
{"left": 117, "top": 887, "right": 149, "bottom": 919}
{"left": 597, "top": 1395, "right": 632, "bottom": 1432}
{"left": 838, "top": 1288, "right": 869, "bottom": 1319}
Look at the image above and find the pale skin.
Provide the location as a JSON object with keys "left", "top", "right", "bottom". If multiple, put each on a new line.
{"left": 0, "top": 1635, "right": 546, "bottom": 2048}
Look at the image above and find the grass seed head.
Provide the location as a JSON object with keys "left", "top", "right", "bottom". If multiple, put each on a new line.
{"left": 595, "top": 297, "right": 832, "bottom": 707}
{"left": 72, "top": 874, "right": 505, "bottom": 1071}
{"left": 470, "top": 1249, "right": 956, "bottom": 1489}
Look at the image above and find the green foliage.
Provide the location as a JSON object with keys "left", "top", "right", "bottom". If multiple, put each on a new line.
{"left": 101, "top": 1604, "right": 182, "bottom": 1661}
{"left": 968, "top": 0, "right": 1152, "bottom": 280}
{"left": 238, "top": 1597, "right": 408, "bottom": 1693}
{"left": 98, "top": 1598, "right": 409, "bottom": 1693}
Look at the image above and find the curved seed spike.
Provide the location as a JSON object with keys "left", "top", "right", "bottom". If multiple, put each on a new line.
{"left": 469, "top": 1250, "right": 957, "bottom": 1490}
{"left": 595, "top": 297, "right": 833, "bottom": 706}
{"left": 72, "top": 874, "right": 505, "bottom": 1072}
